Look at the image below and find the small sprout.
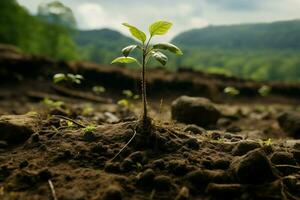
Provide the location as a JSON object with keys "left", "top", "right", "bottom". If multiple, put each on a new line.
{"left": 122, "top": 90, "right": 133, "bottom": 98}
{"left": 92, "top": 86, "right": 106, "bottom": 94}
{"left": 53, "top": 73, "right": 84, "bottom": 84}
{"left": 224, "top": 86, "right": 240, "bottom": 97}
{"left": 42, "top": 98, "right": 65, "bottom": 108}
{"left": 258, "top": 85, "right": 271, "bottom": 97}
{"left": 112, "top": 20, "right": 182, "bottom": 126}
{"left": 83, "top": 125, "right": 97, "bottom": 133}
{"left": 117, "top": 99, "right": 130, "bottom": 108}
{"left": 67, "top": 121, "right": 74, "bottom": 127}
{"left": 259, "top": 138, "right": 273, "bottom": 146}
{"left": 133, "top": 95, "right": 140, "bottom": 100}
{"left": 135, "top": 162, "right": 143, "bottom": 171}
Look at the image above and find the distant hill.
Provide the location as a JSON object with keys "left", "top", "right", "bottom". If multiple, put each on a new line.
{"left": 74, "top": 29, "right": 135, "bottom": 63}
{"left": 172, "top": 20, "right": 300, "bottom": 49}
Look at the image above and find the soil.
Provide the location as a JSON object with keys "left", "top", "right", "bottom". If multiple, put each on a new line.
{"left": 0, "top": 44, "right": 300, "bottom": 200}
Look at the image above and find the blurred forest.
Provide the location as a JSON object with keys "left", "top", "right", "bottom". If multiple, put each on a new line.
{"left": 1, "top": 0, "right": 300, "bottom": 81}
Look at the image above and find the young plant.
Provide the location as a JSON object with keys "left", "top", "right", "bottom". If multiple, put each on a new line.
{"left": 224, "top": 86, "right": 240, "bottom": 97}
{"left": 53, "top": 73, "right": 84, "bottom": 85}
{"left": 111, "top": 21, "right": 182, "bottom": 127}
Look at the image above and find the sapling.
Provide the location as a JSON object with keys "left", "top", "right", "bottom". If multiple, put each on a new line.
{"left": 112, "top": 20, "right": 182, "bottom": 129}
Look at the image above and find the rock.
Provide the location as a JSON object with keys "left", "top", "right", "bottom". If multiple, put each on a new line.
{"left": 229, "top": 149, "right": 277, "bottom": 184}
{"left": 102, "top": 185, "right": 123, "bottom": 200}
{"left": 154, "top": 175, "right": 172, "bottom": 190}
{"left": 137, "top": 169, "right": 155, "bottom": 186}
{"left": 0, "top": 114, "right": 39, "bottom": 144}
{"left": 153, "top": 159, "right": 166, "bottom": 170}
{"left": 104, "top": 162, "right": 120, "bottom": 173}
{"left": 184, "top": 124, "right": 204, "bottom": 134}
{"left": 185, "top": 169, "right": 227, "bottom": 191}
{"left": 270, "top": 152, "right": 297, "bottom": 165}
{"left": 120, "top": 158, "right": 134, "bottom": 172}
{"left": 128, "top": 151, "right": 145, "bottom": 163}
{"left": 277, "top": 111, "right": 300, "bottom": 138}
{"left": 275, "top": 165, "right": 300, "bottom": 176}
{"left": 168, "top": 160, "right": 190, "bottom": 176}
{"left": 104, "top": 112, "right": 120, "bottom": 124}
{"left": 231, "top": 140, "right": 261, "bottom": 156}
{"left": 171, "top": 96, "right": 221, "bottom": 127}
{"left": 185, "top": 138, "right": 200, "bottom": 150}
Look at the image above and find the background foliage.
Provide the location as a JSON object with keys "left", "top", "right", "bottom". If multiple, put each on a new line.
{"left": 1, "top": 0, "right": 300, "bottom": 81}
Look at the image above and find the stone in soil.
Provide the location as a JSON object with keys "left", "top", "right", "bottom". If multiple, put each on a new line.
{"left": 137, "top": 168, "right": 155, "bottom": 187}
{"left": 184, "top": 124, "right": 205, "bottom": 134}
{"left": 154, "top": 175, "right": 172, "bottom": 190}
{"left": 277, "top": 111, "right": 300, "bottom": 138}
{"left": 231, "top": 140, "right": 261, "bottom": 156}
{"left": 270, "top": 152, "right": 297, "bottom": 165}
{"left": 229, "top": 149, "right": 278, "bottom": 184}
{"left": 0, "top": 114, "right": 39, "bottom": 144}
{"left": 171, "top": 96, "right": 221, "bottom": 127}
{"left": 102, "top": 185, "right": 123, "bottom": 200}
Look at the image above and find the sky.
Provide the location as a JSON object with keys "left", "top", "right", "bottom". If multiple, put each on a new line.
{"left": 17, "top": 0, "right": 300, "bottom": 41}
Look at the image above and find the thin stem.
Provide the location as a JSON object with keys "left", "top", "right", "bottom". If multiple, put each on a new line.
{"left": 141, "top": 36, "right": 152, "bottom": 121}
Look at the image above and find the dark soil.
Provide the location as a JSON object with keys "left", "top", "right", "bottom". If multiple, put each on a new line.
{"left": 0, "top": 44, "right": 300, "bottom": 200}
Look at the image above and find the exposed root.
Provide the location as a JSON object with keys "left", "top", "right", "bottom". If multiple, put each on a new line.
{"left": 110, "top": 129, "right": 137, "bottom": 162}
{"left": 48, "top": 179, "right": 58, "bottom": 200}
{"left": 52, "top": 115, "right": 86, "bottom": 128}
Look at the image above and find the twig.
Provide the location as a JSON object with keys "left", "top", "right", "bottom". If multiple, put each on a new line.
{"left": 48, "top": 180, "right": 58, "bottom": 200}
{"left": 110, "top": 129, "right": 137, "bottom": 162}
{"left": 150, "top": 189, "right": 156, "bottom": 200}
{"left": 53, "top": 115, "right": 86, "bottom": 128}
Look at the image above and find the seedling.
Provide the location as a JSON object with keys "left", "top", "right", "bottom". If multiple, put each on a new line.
{"left": 224, "top": 86, "right": 240, "bottom": 97}
{"left": 53, "top": 73, "right": 84, "bottom": 84}
{"left": 258, "top": 85, "right": 271, "bottom": 97}
{"left": 112, "top": 21, "right": 182, "bottom": 129}
{"left": 259, "top": 138, "right": 273, "bottom": 146}
{"left": 42, "top": 98, "right": 65, "bottom": 108}
{"left": 83, "top": 125, "right": 97, "bottom": 134}
{"left": 92, "top": 86, "right": 106, "bottom": 94}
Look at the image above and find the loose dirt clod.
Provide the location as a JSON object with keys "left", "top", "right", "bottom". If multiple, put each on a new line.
{"left": 0, "top": 113, "right": 40, "bottom": 144}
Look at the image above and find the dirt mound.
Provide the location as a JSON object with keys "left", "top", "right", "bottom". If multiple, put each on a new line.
{"left": 1, "top": 44, "right": 300, "bottom": 101}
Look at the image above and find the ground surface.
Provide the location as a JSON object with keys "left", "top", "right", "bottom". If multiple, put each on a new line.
{"left": 0, "top": 45, "right": 300, "bottom": 200}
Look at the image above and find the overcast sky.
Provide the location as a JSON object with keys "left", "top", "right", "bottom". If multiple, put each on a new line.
{"left": 17, "top": 0, "right": 300, "bottom": 41}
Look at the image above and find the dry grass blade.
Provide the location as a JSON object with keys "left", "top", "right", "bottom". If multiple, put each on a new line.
{"left": 48, "top": 180, "right": 58, "bottom": 200}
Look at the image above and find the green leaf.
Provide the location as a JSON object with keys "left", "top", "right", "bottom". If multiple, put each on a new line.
{"left": 122, "top": 23, "right": 147, "bottom": 43}
{"left": 149, "top": 21, "right": 172, "bottom": 36}
{"left": 153, "top": 42, "right": 183, "bottom": 55}
{"left": 53, "top": 73, "right": 66, "bottom": 83}
{"left": 122, "top": 45, "right": 137, "bottom": 57}
{"left": 111, "top": 56, "right": 138, "bottom": 64}
{"left": 152, "top": 51, "right": 168, "bottom": 66}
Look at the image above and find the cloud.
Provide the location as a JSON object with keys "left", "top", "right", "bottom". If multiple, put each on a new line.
{"left": 76, "top": 3, "right": 128, "bottom": 30}
{"left": 17, "top": 0, "right": 300, "bottom": 41}
{"left": 207, "top": 0, "right": 262, "bottom": 11}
